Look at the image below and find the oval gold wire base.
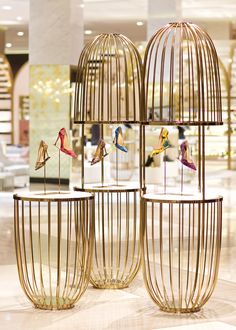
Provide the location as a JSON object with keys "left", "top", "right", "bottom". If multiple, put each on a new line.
{"left": 34, "top": 297, "right": 75, "bottom": 310}
{"left": 92, "top": 279, "right": 129, "bottom": 290}
{"left": 141, "top": 194, "right": 223, "bottom": 313}
{"left": 13, "top": 192, "right": 95, "bottom": 310}
{"left": 75, "top": 186, "right": 141, "bottom": 289}
{"left": 159, "top": 306, "right": 201, "bottom": 314}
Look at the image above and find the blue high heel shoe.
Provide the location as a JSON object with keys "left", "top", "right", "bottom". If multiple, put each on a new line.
{"left": 114, "top": 127, "right": 128, "bottom": 153}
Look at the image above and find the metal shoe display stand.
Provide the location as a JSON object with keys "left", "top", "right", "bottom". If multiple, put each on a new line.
{"left": 140, "top": 22, "right": 223, "bottom": 313}
{"left": 74, "top": 33, "right": 143, "bottom": 289}
{"left": 14, "top": 191, "right": 95, "bottom": 310}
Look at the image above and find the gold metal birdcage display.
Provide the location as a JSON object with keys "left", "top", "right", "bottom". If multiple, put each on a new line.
{"left": 74, "top": 33, "right": 142, "bottom": 289}
{"left": 14, "top": 191, "right": 95, "bottom": 310}
{"left": 141, "top": 22, "right": 223, "bottom": 313}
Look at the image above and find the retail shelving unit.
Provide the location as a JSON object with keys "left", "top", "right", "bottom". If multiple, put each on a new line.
{"left": 74, "top": 33, "right": 142, "bottom": 289}
{"left": 0, "top": 54, "right": 13, "bottom": 144}
{"left": 141, "top": 22, "right": 223, "bottom": 313}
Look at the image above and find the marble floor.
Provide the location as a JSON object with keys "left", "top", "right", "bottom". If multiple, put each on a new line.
{"left": 0, "top": 163, "right": 236, "bottom": 330}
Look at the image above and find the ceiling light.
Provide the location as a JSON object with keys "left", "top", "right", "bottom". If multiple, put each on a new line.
{"left": 136, "top": 21, "right": 144, "bottom": 26}
{"left": 5, "top": 43, "right": 12, "bottom": 48}
{"left": 2, "top": 5, "right": 12, "bottom": 10}
{"left": 80, "top": 4, "right": 85, "bottom": 8}
{"left": 16, "top": 16, "right": 22, "bottom": 21}
{"left": 17, "top": 31, "right": 24, "bottom": 37}
{"left": 85, "top": 30, "right": 92, "bottom": 35}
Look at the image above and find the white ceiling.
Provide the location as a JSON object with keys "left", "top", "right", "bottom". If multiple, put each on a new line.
{"left": 0, "top": 0, "right": 236, "bottom": 53}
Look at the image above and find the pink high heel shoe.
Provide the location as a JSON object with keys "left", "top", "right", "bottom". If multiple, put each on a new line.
{"left": 54, "top": 128, "right": 77, "bottom": 158}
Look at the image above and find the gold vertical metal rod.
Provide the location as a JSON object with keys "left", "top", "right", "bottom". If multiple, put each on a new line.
{"left": 47, "top": 201, "right": 52, "bottom": 307}
{"left": 164, "top": 151, "right": 166, "bottom": 194}
{"left": 101, "top": 124, "right": 104, "bottom": 186}
{"left": 56, "top": 201, "right": 61, "bottom": 304}
{"left": 58, "top": 149, "right": 61, "bottom": 194}
{"left": 81, "top": 124, "right": 85, "bottom": 188}
{"left": 44, "top": 163, "right": 46, "bottom": 194}
{"left": 116, "top": 147, "right": 118, "bottom": 186}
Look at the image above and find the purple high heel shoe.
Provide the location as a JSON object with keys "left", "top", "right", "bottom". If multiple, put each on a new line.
{"left": 180, "top": 140, "right": 196, "bottom": 171}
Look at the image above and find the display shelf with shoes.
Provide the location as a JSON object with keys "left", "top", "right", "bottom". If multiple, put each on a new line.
{"left": 141, "top": 22, "right": 223, "bottom": 313}
{"left": 74, "top": 33, "right": 142, "bottom": 289}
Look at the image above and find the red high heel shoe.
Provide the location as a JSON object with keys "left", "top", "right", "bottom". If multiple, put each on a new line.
{"left": 54, "top": 128, "right": 77, "bottom": 158}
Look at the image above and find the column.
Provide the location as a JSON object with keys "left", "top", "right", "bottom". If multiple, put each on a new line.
{"left": 29, "top": 0, "right": 83, "bottom": 184}
{"left": 147, "top": 0, "right": 182, "bottom": 37}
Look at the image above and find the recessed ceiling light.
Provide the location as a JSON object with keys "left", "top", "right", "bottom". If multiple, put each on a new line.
{"left": 2, "top": 5, "right": 12, "bottom": 10}
{"left": 6, "top": 43, "right": 12, "bottom": 48}
{"left": 16, "top": 16, "right": 22, "bottom": 21}
{"left": 85, "top": 30, "right": 92, "bottom": 35}
{"left": 17, "top": 31, "right": 24, "bottom": 37}
{"left": 136, "top": 21, "right": 144, "bottom": 26}
{"left": 80, "top": 4, "right": 85, "bottom": 8}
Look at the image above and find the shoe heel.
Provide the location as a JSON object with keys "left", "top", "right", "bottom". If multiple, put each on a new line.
{"left": 54, "top": 135, "right": 59, "bottom": 146}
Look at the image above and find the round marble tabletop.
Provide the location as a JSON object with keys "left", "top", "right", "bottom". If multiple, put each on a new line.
{"left": 13, "top": 190, "right": 94, "bottom": 202}
{"left": 74, "top": 182, "right": 142, "bottom": 193}
{"left": 142, "top": 192, "right": 223, "bottom": 204}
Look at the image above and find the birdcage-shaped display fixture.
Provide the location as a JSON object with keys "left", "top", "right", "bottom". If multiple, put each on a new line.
{"left": 74, "top": 33, "right": 142, "bottom": 289}
{"left": 142, "top": 22, "right": 222, "bottom": 126}
{"left": 74, "top": 33, "right": 142, "bottom": 124}
{"left": 141, "top": 22, "right": 223, "bottom": 313}
{"left": 14, "top": 191, "right": 95, "bottom": 310}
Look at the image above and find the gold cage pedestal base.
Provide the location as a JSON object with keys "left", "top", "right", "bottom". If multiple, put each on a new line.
{"left": 34, "top": 297, "right": 75, "bottom": 310}
{"left": 13, "top": 191, "right": 95, "bottom": 310}
{"left": 75, "top": 184, "right": 141, "bottom": 289}
{"left": 141, "top": 193, "right": 223, "bottom": 313}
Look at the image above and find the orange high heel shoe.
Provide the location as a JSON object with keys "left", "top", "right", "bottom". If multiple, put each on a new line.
{"left": 91, "top": 139, "right": 108, "bottom": 165}
{"left": 54, "top": 128, "right": 77, "bottom": 158}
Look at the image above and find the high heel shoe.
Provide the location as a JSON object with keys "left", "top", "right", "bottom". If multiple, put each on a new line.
{"left": 91, "top": 139, "right": 108, "bottom": 165}
{"left": 150, "top": 127, "right": 171, "bottom": 157}
{"left": 145, "top": 155, "right": 154, "bottom": 167}
{"left": 35, "top": 140, "right": 50, "bottom": 170}
{"left": 54, "top": 128, "right": 77, "bottom": 158}
{"left": 113, "top": 126, "right": 128, "bottom": 153}
{"left": 179, "top": 140, "right": 196, "bottom": 170}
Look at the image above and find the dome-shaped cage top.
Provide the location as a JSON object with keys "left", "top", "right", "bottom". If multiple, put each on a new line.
{"left": 74, "top": 33, "right": 142, "bottom": 123}
{"left": 143, "top": 22, "right": 222, "bottom": 125}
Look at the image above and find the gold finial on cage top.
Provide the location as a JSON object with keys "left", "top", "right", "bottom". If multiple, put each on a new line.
{"left": 143, "top": 22, "right": 222, "bottom": 125}
{"left": 74, "top": 33, "right": 142, "bottom": 123}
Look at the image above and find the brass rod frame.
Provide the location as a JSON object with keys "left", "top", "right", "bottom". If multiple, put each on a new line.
{"left": 74, "top": 33, "right": 142, "bottom": 123}
{"left": 142, "top": 22, "right": 222, "bottom": 125}
{"left": 141, "top": 195, "right": 222, "bottom": 313}
{"left": 14, "top": 192, "right": 95, "bottom": 310}
{"left": 74, "top": 33, "right": 143, "bottom": 289}
{"left": 141, "top": 22, "right": 223, "bottom": 313}
{"left": 75, "top": 186, "right": 142, "bottom": 289}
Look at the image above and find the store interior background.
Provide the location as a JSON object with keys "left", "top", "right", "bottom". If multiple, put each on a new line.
{"left": 1, "top": 0, "right": 236, "bottom": 329}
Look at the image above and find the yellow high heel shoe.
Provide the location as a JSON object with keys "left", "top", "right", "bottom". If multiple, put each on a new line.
{"left": 35, "top": 140, "right": 50, "bottom": 170}
{"left": 151, "top": 127, "right": 171, "bottom": 157}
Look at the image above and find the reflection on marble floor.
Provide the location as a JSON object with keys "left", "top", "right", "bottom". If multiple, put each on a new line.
{"left": 0, "top": 164, "right": 236, "bottom": 329}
